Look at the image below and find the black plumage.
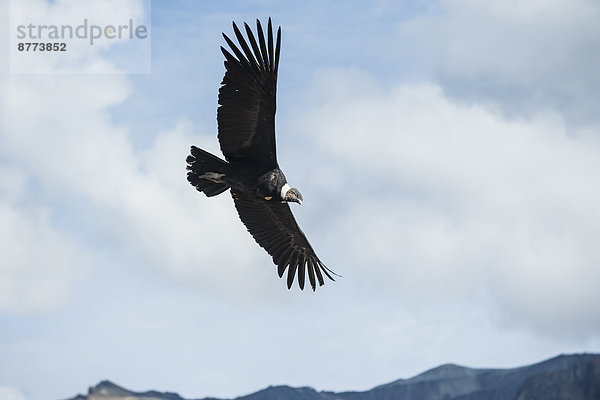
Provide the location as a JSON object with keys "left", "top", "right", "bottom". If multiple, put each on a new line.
{"left": 186, "top": 18, "right": 337, "bottom": 291}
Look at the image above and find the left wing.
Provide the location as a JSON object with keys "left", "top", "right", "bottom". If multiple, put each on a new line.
{"left": 217, "top": 18, "right": 281, "bottom": 168}
{"left": 231, "top": 190, "right": 336, "bottom": 291}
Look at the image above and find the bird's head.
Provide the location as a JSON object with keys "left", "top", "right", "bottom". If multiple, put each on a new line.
{"left": 280, "top": 184, "right": 303, "bottom": 205}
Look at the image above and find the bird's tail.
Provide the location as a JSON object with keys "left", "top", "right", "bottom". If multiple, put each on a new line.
{"left": 186, "top": 146, "right": 230, "bottom": 197}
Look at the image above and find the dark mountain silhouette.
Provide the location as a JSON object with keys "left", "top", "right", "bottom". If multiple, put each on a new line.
{"left": 63, "top": 353, "right": 600, "bottom": 400}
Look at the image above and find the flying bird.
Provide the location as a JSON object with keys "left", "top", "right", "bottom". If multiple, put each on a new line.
{"left": 186, "top": 18, "right": 337, "bottom": 291}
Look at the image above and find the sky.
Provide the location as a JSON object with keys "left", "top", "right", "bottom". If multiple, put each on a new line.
{"left": 1, "top": 0, "right": 600, "bottom": 399}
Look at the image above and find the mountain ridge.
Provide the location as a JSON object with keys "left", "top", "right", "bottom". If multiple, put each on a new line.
{"left": 62, "top": 353, "right": 600, "bottom": 400}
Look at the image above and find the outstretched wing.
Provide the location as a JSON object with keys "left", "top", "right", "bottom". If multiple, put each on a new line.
{"left": 231, "top": 190, "right": 336, "bottom": 291}
{"left": 217, "top": 18, "right": 281, "bottom": 168}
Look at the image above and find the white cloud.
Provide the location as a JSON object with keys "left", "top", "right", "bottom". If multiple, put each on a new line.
{"left": 0, "top": 387, "right": 27, "bottom": 400}
{"left": 296, "top": 68, "right": 600, "bottom": 338}
{"left": 396, "top": 0, "right": 600, "bottom": 125}
{"left": 2, "top": 71, "right": 273, "bottom": 306}
{"left": 1, "top": 76, "right": 271, "bottom": 302}
{"left": 0, "top": 0, "right": 276, "bottom": 313}
{"left": 0, "top": 166, "right": 88, "bottom": 313}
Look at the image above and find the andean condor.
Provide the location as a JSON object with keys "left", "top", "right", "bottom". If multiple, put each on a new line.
{"left": 186, "top": 18, "right": 337, "bottom": 291}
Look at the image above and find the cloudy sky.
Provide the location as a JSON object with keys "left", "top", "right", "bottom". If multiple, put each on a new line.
{"left": 1, "top": 0, "right": 600, "bottom": 399}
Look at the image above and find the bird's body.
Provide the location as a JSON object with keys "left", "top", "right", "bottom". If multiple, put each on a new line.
{"left": 186, "top": 18, "right": 336, "bottom": 291}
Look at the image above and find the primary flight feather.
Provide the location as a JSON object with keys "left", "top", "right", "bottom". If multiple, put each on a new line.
{"left": 186, "top": 18, "right": 336, "bottom": 291}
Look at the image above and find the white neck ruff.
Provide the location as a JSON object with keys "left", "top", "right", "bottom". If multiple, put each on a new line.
{"left": 280, "top": 183, "right": 290, "bottom": 200}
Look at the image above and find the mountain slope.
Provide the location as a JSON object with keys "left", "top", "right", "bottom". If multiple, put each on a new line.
{"left": 513, "top": 356, "right": 600, "bottom": 400}
{"left": 62, "top": 353, "right": 600, "bottom": 400}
